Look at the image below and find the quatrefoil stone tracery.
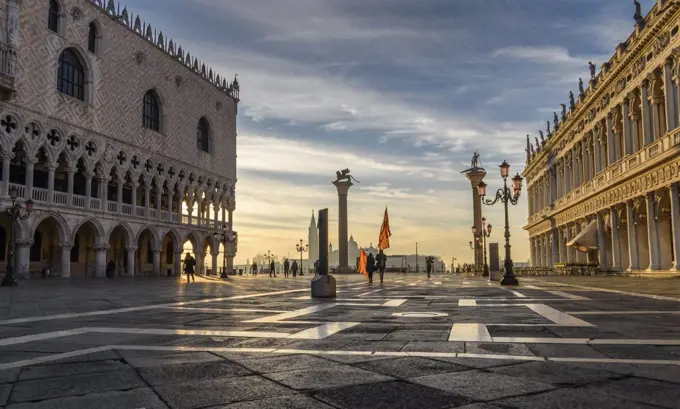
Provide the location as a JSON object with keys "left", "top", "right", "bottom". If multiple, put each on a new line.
{"left": 47, "top": 130, "right": 61, "bottom": 146}
{"left": 3, "top": 115, "right": 18, "bottom": 135}
{"left": 67, "top": 135, "right": 80, "bottom": 152}
{"left": 85, "top": 141, "right": 97, "bottom": 157}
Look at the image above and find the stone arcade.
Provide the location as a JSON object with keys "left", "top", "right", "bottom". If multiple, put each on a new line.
{"left": 524, "top": 0, "right": 680, "bottom": 276}
{"left": 0, "top": 0, "right": 239, "bottom": 278}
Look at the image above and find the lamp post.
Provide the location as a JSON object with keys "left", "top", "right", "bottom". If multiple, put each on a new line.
{"left": 213, "top": 223, "right": 236, "bottom": 278}
{"left": 1, "top": 187, "right": 34, "bottom": 287}
{"left": 468, "top": 239, "right": 480, "bottom": 275}
{"left": 296, "top": 239, "right": 308, "bottom": 276}
{"left": 477, "top": 160, "right": 523, "bottom": 286}
{"left": 264, "top": 250, "right": 276, "bottom": 276}
{"left": 472, "top": 218, "right": 492, "bottom": 277}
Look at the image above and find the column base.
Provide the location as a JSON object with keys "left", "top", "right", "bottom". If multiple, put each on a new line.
{"left": 311, "top": 274, "right": 337, "bottom": 298}
{"left": 500, "top": 276, "right": 519, "bottom": 286}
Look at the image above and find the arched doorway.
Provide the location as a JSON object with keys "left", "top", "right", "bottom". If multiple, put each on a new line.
{"left": 182, "top": 232, "right": 201, "bottom": 275}
{"left": 30, "top": 215, "right": 68, "bottom": 278}
{"left": 136, "top": 227, "right": 159, "bottom": 276}
{"left": 107, "top": 224, "right": 132, "bottom": 277}
{"left": 71, "top": 219, "right": 104, "bottom": 277}
{"left": 161, "top": 229, "right": 181, "bottom": 276}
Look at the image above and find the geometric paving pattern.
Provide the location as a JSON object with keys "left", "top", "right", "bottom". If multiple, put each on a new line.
{"left": 0, "top": 274, "right": 679, "bottom": 408}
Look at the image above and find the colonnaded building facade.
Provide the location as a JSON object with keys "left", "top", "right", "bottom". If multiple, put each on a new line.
{"left": 524, "top": 0, "right": 680, "bottom": 276}
{"left": 0, "top": 0, "right": 239, "bottom": 278}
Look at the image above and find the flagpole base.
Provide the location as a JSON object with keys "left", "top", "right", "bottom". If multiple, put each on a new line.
{"left": 312, "top": 274, "right": 337, "bottom": 298}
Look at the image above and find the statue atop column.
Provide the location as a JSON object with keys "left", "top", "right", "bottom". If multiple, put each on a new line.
{"left": 461, "top": 151, "right": 485, "bottom": 173}
{"left": 335, "top": 168, "right": 360, "bottom": 183}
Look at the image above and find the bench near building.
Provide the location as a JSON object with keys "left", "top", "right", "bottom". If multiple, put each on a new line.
{"left": 0, "top": 0, "right": 239, "bottom": 278}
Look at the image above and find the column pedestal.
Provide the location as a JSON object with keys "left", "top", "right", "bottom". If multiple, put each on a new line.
{"left": 60, "top": 245, "right": 72, "bottom": 278}
{"left": 332, "top": 179, "right": 354, "bottom": 273}
{"left": 126, "top": 246, "right": 136, "bottom": 276}
{"left": 152, "top": 250, "right": 161, "bottom": 276}
{"left": 174, "top": 251, "right": 183, "bottom": 276}
{"left": 94, "top": 245, "right": 108, "bottom": 277}
{"left": 465, "top": 169, "right": 486, "bottom": 269}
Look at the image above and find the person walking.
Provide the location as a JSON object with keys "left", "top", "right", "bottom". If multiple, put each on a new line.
{"left": 376, "top": 249, "right": 387, "bottom": 284}
{"left": 184, "top": 253, "right": 196, "bottom": 283}
{"left": 366, "top": 252, "right": 375, "bottom": 283}
{"left": 269, "top": 260, "right": 276, "bottom": 278}
{"left": 426, "top": 256, "right": 433, "bottom": 278}
{"left": 284, "top": 259, "right": 290, "bottom": 278}
{"left": 291, "top": 260, "right": 298, "bottom": 278}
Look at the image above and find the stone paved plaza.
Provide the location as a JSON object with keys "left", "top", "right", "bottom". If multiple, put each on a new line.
{"left": 0, "top": 274, "right": 679, "bottom": 408}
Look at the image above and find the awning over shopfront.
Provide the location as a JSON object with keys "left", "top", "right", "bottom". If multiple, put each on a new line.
{"left": 566, "top": 220, "right": 598, "bottom": 253}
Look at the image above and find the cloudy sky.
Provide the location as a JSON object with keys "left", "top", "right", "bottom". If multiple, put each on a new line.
{"left": 126, "top": 0, "right": 654, "bottom": 266}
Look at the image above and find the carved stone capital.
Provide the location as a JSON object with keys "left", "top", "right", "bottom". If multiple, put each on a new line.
{"left": 94, "top": 244, "right": 110, "bottom": 252}
{"left": 125, "top": 246, "right": 138, "bottom": 253}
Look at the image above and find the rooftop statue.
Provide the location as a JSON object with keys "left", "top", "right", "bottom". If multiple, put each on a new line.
{"left": 634, "top": 0, "right": 643, "bottom": 23}
{"left": 569, "top": 91, "right": 576, "bottom": 109}
{"left": 561, "top": 104, "right": 567, "bottom": 120}
{"left": 589, "top": 61, "right": 596, "bottom": 79}
{"left": 578, "top": 78, "right": 585, "bottom": 97}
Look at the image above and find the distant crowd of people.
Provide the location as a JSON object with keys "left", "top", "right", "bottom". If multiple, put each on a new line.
{"left": 249, "top": 259, "right": 303, "bottom": 278}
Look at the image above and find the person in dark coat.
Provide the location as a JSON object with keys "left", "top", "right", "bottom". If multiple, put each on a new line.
{"left": 426, "top": 256, "right": 433, "bottom": 278}
{"left": 106, "top": 260, "right": 115, "bottom": 279}
{"left": 184, "top": 253, "right": 196, "bottom": 283}
{"left": 269, "top": 260, "right": 276, "bottom": 278}
{"left": 366, "top": 252, "right": 375, "bottom": 283}
{"left": 376, "top": 249, "right": 387, "bottom": 284}
{"left": 291, "top": 260, "right": 298, "bottom": 277}
{"left": 284, "top": 259, "right": 290, "bottom": 278}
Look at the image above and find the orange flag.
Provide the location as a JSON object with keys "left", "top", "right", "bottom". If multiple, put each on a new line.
{"left": 358, "top": 248, "right": 368, "bottom": 279}
{"left": 378, "top": 207, "right": 392, "bottom": 250}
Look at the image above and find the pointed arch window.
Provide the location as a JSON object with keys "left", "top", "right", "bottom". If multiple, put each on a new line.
{"left": 165, "top": 241, "right": 173, "bottom": 264}
{"left": 48, "top": 0, "right": 60, "bottom": 32}
{"left": 197, "top": 117, "right": 211, "bottom": 153}
{"left": 88, "top": 23, "right": 97, "bottom": 53}
{"left": 143, "top": 90, "right": 160, "bottom": 131}
{"left": 146, "top": 239, "right": 153, "bottom": 264}
{"left": 57, "top": 48, "right": 85, "bottom": 101}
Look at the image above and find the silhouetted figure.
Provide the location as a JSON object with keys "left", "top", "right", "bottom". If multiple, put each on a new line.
{"left": 291, "top": 260, "right": 298, "bottom": 277}
{"left": 376, "top": 249, "right": 387, "bottom": 284}
{"left": 269, "top": 260, "right": 276, "bottom": 278}
{"left": 284, "top": 259, "right": 290, "bottom": 278}
{"left": 367, "top": 252, "right": 375, "bottom": 283}
{"left": 426, "top": 257, "right": 433, "bottom": 278}
{"left": 251, "top": 262, "right": 257, "bottom": 275}
{"left": 106, "top": 260, "right": 115, "bottom": 279}
{"left": 184, "top": 253, "right": 196, "bottom": 283}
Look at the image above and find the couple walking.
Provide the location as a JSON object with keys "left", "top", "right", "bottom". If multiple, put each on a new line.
{"left": 366, "top": 249, "right": 387, "bottom": 284}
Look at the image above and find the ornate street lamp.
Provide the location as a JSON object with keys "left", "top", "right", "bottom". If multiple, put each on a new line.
{"left": 213, "top": 223, "right": 236, "bottom": 278}
{"left": 1, "top": 187, "right": 34, "bottom": 287}
{"left": 477, "top": 160, "right": 523, "bottom": 286}
{"left": 480, "top": 217, "right": 492, "bottom": 278}
{"left": 296, "top": 239, "right": 308, "bottom": 276}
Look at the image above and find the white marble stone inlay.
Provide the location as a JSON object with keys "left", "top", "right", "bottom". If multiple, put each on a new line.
{"left": 458, "top": 299, "right": 478, "bottom": 306}
{"left": 448, "top": 323, "right": 492, "bottom": 342}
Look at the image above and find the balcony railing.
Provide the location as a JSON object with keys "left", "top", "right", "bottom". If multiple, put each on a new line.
{"left": 1, "top": 182, "right": 224, "bottom": 231}
{"left": 528, "top": 127, "right": 680, "bottom": 226}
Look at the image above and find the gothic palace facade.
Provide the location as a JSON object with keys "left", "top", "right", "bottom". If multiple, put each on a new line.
{"left": 0, "top": 0, "right": 239, "bottom": 278}
{"left": 524, "top": 0, "right": 680, "bottom": 276}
